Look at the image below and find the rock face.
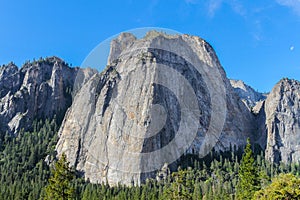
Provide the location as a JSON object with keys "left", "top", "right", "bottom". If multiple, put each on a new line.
{"left": 232, "top": 78, "right": 300, "bottom": 164}
{"left": 3, "top": 32, "right": 300, "bottom": 186}
{"left": 264, "top": 79, "right": 300, "bottom": 163}
{"left": 230, "top": 79, "right": 266, "bottom": 110}
{"left": 0, "top": 57, "right": 95, "bottom": 135}
{"left": 56, "top": 31, "right": 255, "bottom": 186}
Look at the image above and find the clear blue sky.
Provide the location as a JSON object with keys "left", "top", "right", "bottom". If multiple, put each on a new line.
{"left": 1, "top": 0, "right": 300, "bottom": 92}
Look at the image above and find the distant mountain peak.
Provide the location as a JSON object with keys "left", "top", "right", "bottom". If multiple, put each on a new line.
{"left": 230, "top": 79, "right": 266, "bottom": 110}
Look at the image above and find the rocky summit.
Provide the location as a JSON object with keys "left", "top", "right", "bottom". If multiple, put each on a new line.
{"left": 1, "top": 31, "right": 300, "bottom": 186}
{"left": 0, "top": 57, "right": 95, "bottom": 135}
{"left": 230, "top": 79, "right": 267, "bottom": 110}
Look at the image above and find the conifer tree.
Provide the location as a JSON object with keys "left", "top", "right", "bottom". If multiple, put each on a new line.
{"left": 236, "top": 138, "right": 260, "bottom": 199}
{"left": 44, "top": 153, "right": 75, "bottom": 200}
{"left": 164, "top": 168, "right": 193, "bottom": 199}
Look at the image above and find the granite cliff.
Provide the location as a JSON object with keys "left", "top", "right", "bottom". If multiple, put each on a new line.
{"left": 0, "top": 57, "right": 95, "bottom": 135}
{"left": 263, "top": 79, "right": 300, "bottom": 163}
{"left": 56, "top": 32, "right": 255, "bottom": 185}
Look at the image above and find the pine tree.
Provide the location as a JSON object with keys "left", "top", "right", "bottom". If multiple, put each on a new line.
{"left": 44, "top": 153, "right": 75, "bottom": 200}
{"left": 164, "top": 168, "right": 193, "bottom": 199}
{"left": 236, "top": 138, "right": 260, "bottom": 199}
{"left": 192, "top": 182, "right": 202, "bottom": 200}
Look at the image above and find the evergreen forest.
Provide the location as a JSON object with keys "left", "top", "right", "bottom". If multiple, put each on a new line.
{"left": 1, "top": 118, "right": 300, "bottom": 199}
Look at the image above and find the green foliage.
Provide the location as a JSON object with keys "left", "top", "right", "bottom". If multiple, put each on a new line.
{"left": 0, "top": 118, "right": 58, "bottom": 199}
{"left": 44, "top": 153, "right": 75, "bottom": 200}
{"left": 2, "top": 124, "right": 300, "bottom": 200}
{"left": 254, "top": 173, "right": 300, "bottom": 200}
{"left": 236, "top": 139, "right": 260, "bottom": 199}
{"left": 163, "top": 167, "right": 194, "bottom": 199}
